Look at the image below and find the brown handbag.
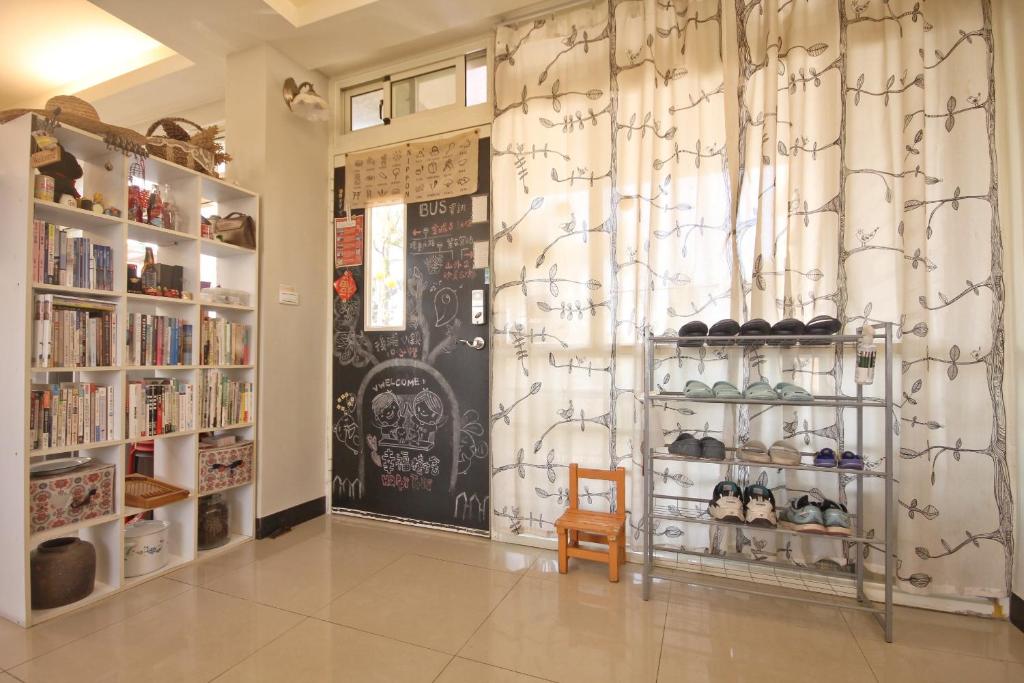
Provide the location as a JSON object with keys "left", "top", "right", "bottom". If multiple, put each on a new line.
{"left": 213, "top": 212, "right": 256, "bottom": 249}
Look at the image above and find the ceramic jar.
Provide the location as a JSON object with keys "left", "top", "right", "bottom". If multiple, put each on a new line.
{"left": 124, "top": 520, "right": 169, "bottom": 578}
{"left": 30, "top": 537, "right": 96, "bottom": 609}
{"left": 198, "top": 494, "right": 229, "bottom": 550}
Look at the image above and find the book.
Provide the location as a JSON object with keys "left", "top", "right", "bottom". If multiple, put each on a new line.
{"left": 199, "top": 316, "right": 251, "bottom": 366}
{"left": 30, "top": 382, "right": 116, "bottom": 450}
{"left": 32, "top": 220, "right": 114, "bottom": 291}
{"left": 33, "top": 295, "right": 117, "bottom": 368}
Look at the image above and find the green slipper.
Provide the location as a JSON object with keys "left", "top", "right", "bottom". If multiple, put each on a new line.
{"left": 743, "top": 381, "right": 777, "bottom": 400}
{"left": 712, "top": 381, "right": 742, "bottom": 398}
{"left": 775, "top": 382, "right": 813, "bottom": 401}
{"left": 683, "top": 380, "right": 714, "bottom": 398}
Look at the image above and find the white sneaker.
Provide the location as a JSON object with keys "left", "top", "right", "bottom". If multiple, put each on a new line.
{"left": 743, "top": 484, "right": 778, "bottom": 527}
{"left": 708, "top": 481, "right": 744, "bottom": 523}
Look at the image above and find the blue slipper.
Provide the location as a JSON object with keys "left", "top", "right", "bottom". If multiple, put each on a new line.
{"left": 839, "top": 451, "right": 864, "bottom": 470}
{"left": 683, "top": 380, "right": 714, "bottom": 398}
{"left": 814, "top": 448, "right": 837, "bottom": 468}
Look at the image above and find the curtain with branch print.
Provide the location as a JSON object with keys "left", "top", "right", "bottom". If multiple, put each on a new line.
{"left": 491, "top": 0, "right": 1012, "bottom": 599}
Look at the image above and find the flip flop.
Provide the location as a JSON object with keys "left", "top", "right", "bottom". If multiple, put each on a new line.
{"left": 768, "top": 440, "right": 801, "bottom": 465}
{"left": 677, "top": 320, "right": 708, "bottom": 347}
{"left": 838, "top": 450, "right": 864, "bottom": 470}
{"left": 708, "top": 319, "right": 740, "bottom": 346}
{"left": 700, "top": 437, "right": 726, "bottom": 460}
{"left": 738, "top": 439, "right": 770, "bottom": 463}
{"left": 738, "top": 318, "right": 771, "bottom": 343}
{"left": 814, "top": 448, "right": 837, "bottom": 468}
{"left": 668, "top": 432, "right": 702, "bottom": 457}
{"left": 775, "top": 382, "right": 813, "bottom": 402}
{"left": 770, "top": 318, "right": 806, "bottom": 344}
{"left": 744, "top": 381, "right": 778, "bottom": 400}
{"left": 683, "top": 380, "right": 714, "bottom": 398}
{"left": 712, "top": 381, "right": 742, "bottom": 399}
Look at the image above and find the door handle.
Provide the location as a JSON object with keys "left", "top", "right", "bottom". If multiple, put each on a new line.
{"left": 458, "top": 337, "right": 486, "bottom": 350}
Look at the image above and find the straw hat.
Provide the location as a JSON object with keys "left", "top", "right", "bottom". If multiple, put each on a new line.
{"left": 0, "top": 95, "right": 148, "bottom": 155}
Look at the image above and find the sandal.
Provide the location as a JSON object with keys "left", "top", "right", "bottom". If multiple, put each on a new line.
{"left": 667, "top": 432, "right": 702, "bottom": 457}
{"left": 738, "top": 440, "right": 770, "bottom": 463}
{"left": 775, "top": 382, "right": 813, "bottom": 402}
{"left": 738, "top": 318, "right": 771, "bottom": 343}
{"left": 838, "top": 450, "right": 864, "bottom": 470}
{"left": 744, "top": 381, "right": 778, "bottom": 400}
{"left": 804, "top": 315, "right": 842, "bottom": 345}
{"left": 677, "top": 320, "right": 708, "bottom": 347}
{"left": 814, "top": 448, "right": 837, "bottom": 468}
{"left": 712, "top": 381, "right": 742, "bottom": 399}
{"left": 708, "top": 319, "right": 740, "bottom": 346}
{"left": 770, "top": 318, "right": 806, "bottom": 344}
{"left": 683, "top": 380, "right": 714, "bottom": 398}
{"left": 700, "top": 437, "right": 726, "bottom": 460}
{"left": 769, "top": 440, "right": 801, "bottom": 465}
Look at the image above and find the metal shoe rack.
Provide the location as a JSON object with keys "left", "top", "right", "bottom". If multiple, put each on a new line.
{"left": 640, "top": 324, "right": 896, "bottom": 642}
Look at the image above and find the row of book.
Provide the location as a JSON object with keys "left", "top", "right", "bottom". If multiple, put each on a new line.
{"left": 30, "top": 383, "right": 117, "bottom": 451}
{"left": 126, "top": 314, "right": 193, "bottom": 367}
{"left": 33, "top": 220, "right": 115, "bottom": 291}
{"left": 199, "top": 370, "right": 253, "bottom": 429}
{"left": 199, "top": 317, "right": 251, "bottom": 366}
{"left": 34, "top": 295, "right": 117, "bottom": 368}
{"left": 126, "top": 378, "right": 195, "bottom": 440}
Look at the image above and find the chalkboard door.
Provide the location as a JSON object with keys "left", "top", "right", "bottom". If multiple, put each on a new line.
{"left": 330, "top": 137, "right": 491, "bottom": 534}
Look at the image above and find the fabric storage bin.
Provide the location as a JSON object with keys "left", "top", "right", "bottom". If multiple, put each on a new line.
{"left": 124, "top": 520, "right": 169, "bottom": 577}
{"left": 30, "top": 462, "right": 116, "bottom": 533}
{"left": 198, "top": 440, "right": 254, "bottom": 494}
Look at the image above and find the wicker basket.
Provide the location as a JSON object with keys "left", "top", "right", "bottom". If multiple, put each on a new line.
{"left": 146, "top": 117, "right": 229, "bottom": 178}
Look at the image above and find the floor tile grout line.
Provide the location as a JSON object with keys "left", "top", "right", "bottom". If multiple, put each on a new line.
{"left": 9, "top": 582, "right": 198, "bottom": 673}
{"left": 206, "top": 615, "right": 312, "bottom": 682}
{"left": 428, "top": 655, "right": 458, "bottom": 683}
{"left": 655, "top": 582, "right": 674, "bottom": 682}
{"left": 838, "top": 604, "right": 882, "bottom": 683}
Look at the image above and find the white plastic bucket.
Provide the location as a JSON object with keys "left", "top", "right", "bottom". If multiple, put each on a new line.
{"left": 124, "top": 519, "right": 170, "bottom": 577}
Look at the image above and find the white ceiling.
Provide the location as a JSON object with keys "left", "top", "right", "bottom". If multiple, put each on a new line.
{"left": 2, "top": 0, "right": 561, "bottom": 128}
{"left": 0, "top": 0, "right": 176, "bottom": 109}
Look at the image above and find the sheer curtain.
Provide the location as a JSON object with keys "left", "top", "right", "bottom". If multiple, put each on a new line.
{"left": 491, "top": 0, "right": 1012, "bottom": 600}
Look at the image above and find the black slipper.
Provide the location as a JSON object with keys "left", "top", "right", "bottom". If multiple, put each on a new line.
{"left": 677, "top": 320, "right": 708, "bottom": 347}
{"left": 770, "top": 318, "right": 806, "bottom": 344}
{"left": 738, "top": 318, "right": 771, "bottom": 343}
{"left": 806, "top": 314, "right": 842, "bottom": 335}
{"left": 708, "top": 319, "right": 740, "bottom": 345}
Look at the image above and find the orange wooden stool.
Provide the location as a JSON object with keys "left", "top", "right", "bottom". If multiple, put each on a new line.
{"left": 554, "top": 464, "right": 627, "bottom": 582}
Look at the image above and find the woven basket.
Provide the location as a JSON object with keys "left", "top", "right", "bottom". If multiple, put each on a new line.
{"left": 146, "top": 117, "right": 228, "bottom": 177}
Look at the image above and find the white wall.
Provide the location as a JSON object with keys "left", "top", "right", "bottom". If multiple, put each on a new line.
{"left": 226, "top": 44, "right": 330, "bottom": 519}
{"left": 993, "top": 0, "right": 1024, "bottom": 600}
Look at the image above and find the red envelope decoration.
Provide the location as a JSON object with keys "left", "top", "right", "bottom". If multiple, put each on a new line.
{"left": 334, "top": 270, "right": 358, "bottom": 301}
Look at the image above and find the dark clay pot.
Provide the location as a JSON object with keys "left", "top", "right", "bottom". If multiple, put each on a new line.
{"left": 31, "top": 537, "right": 96, "bottom": 609}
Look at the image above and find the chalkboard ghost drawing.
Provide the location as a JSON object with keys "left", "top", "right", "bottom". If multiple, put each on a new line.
{"left": 356, "top": 359, "right": 461, "bottom": 495}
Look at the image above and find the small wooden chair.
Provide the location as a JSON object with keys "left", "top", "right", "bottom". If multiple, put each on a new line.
{"left": 554, "top": 464, "right": 627, "bottom": 582}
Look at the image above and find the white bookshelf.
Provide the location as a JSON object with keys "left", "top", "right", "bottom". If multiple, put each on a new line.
{"left": 0, "top": 115, "right": 260, "bottom": 627}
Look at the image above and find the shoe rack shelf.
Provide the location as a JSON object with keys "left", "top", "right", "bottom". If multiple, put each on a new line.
{"left": 0, "top": 115, "right": 260, "bottom": 627}
{"left": 641, "top": 325, "right": 896, "bottom": 642}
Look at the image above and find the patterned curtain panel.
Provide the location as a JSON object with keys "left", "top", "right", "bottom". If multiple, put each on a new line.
{"left": 491, "top": 0, "right": 1011, "bottom": 599}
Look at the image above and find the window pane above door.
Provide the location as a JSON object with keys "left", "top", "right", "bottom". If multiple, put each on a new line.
{"left": 391, "top": 66, "right": 456, "bottom": 118}
{"left": 351, "top": 88, "right": 385, "bottom": 130}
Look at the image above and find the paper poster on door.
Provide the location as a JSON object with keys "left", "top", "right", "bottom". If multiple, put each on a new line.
{"left": 335, "top": 215, "right": 364, "bottom": 268}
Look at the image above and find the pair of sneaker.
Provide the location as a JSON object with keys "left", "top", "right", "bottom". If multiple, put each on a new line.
{"left": 668, "top": 433, "right": 725, "bottom": 460}
{"left": 708, "top": 481, "right": 777, "bottom": 527}
{"left": 777, "top": 495, "right": 851, "bottom": 536}
{"left": 813, "top": 448, "right": 865, "bottom": 470}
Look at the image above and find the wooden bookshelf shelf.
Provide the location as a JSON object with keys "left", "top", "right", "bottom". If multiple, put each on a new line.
{"left": 1, "top": 116, "right": 260, "bottom": 628}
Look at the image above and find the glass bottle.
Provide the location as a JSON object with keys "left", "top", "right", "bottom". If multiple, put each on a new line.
{"left": 147, "top": 185, "right": 164, "bottom": 228}
{"left": 161, "top": 183, "right": 178, "bottom": 231}
{"left": 197, "top": 494, "right": 229, "bottom": 550}
{"left": 141, "top": 247, "right": 159, "bottom": 295}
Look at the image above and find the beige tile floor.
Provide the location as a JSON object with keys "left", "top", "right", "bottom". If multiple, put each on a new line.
{"left": 0, "top": 515, "right": 1021, "bottom": 682}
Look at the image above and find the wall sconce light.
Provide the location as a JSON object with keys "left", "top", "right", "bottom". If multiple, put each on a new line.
{"left": 283, "top": 77, "right": 328, "bottom": 121}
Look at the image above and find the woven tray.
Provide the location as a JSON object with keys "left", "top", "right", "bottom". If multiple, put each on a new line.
{"left": 125, "top": 474, "right": 190, "bottom": 509}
